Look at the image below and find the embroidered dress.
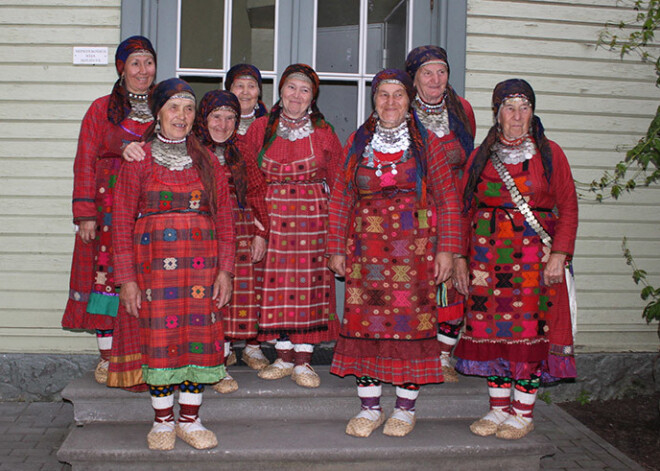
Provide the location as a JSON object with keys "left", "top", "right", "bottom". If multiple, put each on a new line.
{"left": 63, "top": 94, "right": 152, "bottom": 331}
{"left": 212, "top": 144, "right": 269, "bottom": 339}
{"left": 413, "top": 94, "right": 475, "bottom": 321}
{"left": 454, "top": 140, "right": 578, "bottom": 382}
{"left": 328, "top": 132, "right": 461, "bottom": 385}
{"left": 245, "top": 116, "right": 343, "bottom": 344}
{"left": 113, "top": 145, "right": 235, "bottom": 385}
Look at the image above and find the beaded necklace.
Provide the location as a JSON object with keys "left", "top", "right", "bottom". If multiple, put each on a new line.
{"left": 413, "top": 94, "right": 449, "bottom": 138}
{"left": 152, "top": 134, "right": 192, "bottom": 171}
{"left": 492, "top": 133, "right": 536, "bottom": 165}
{"left": 364, "top": 120, "right": 411, "bottom": 177}
{"left": 277, "top": 112, "right": 314, "bottom": 141}
{"left": 238, "top": 108, "right": 256, "bottom": 136}
{"left": 127, "top": 92, "right": 153, "bottom": 124}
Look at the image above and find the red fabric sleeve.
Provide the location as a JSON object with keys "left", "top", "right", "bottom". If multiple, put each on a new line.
{"left": 327, "top": 134, "right": 356, "bottom": 255}
{"left": 426, "top": 133, "right": 462, "bottom": 254}
{"left": 238, "top": 139, "right": 270, "bottom": 239}
{"left": 212, "top": 155, "right": 237, "bottom": 274}
{"left": 72, "top": 96, "right": 109, "bottom": 222}
{"left": 458, "top": 96, "right": 476, "bottom": 139}
{"left": 317, "top": 126, "right": 345, "bottom": 193}
{"left": 547, "top": 141, "right": 578, "bottom": 257}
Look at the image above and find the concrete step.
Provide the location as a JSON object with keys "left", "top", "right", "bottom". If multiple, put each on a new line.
{"left": 58, "top": 416, "right": 555, "bottom": 470}
{"left": 63, "top": 366, "right": 489, "bottom": 424}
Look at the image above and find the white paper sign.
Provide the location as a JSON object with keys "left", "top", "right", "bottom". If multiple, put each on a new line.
{"left": 73, "top": 47, "right": 109, "bottom": 65}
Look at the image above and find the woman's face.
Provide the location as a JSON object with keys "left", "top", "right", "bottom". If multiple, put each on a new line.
{"left": 280, "top": 77, "right": 313, "bottom": 119}
{"left": 498, "top": 98, "right": 533, "bottom": 140}
{"left": 207, "top": 108, "right": 237, "bottom": 144}
{"left": 414, "top": 62, "right": 448, "bottom": 104}
{"left": 230, "top": 77, "right": 260, "bottom": 115}
{"left": 374, "top": 82, "right": 409, "bottom": 128}
{"left": 157, "top": 97, "right": 195, "bottom": 141}
{"left": 123, "top": 52, "right": 156, "bottom": 95}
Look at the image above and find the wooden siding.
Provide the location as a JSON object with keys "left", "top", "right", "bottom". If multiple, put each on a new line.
{"left": 466, "top": 0, "right": 660, "bottom": 352}
{"left": 0, "top": 1, "right": 120, "bottom": 353}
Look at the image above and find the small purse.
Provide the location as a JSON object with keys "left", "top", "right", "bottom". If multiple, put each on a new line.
{"left": 490, "top": 153, "right": 577, "bottom": 336}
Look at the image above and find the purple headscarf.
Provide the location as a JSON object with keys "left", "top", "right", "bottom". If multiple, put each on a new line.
{"left": 225, "top": 64, "right": 268, "bottom": 117}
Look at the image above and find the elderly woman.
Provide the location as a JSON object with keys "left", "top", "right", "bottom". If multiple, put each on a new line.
{"left": 327, "top": 69, "right": 461, "bottom": 438}
{"left": 405, "top": 45, "right": 476, "bottom": 382}
{"left": 453, "top": 79, "right": 578, "bottom": 440}
{"left": 225, "top": 63, "right": 269, "bottom": 136}
{"left": 243, "top": 64, "right": 343, "bottom": 388}
{"left": 194, "top": 90, "right": 270, "bottom": 391}
{"left": 113, "top": 78, "right": 235, "bottom": 450}
{"left": 62, "top": 36, "right": 156, "bottom": 385}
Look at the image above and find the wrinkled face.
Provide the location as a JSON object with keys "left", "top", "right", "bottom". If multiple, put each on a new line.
{"left": 123, "top": 52, "right": 156, "bottom": 94}
{"left": 498, "top": 97, "right": 533, "bottom": 140}
{"left": 374, "top": 82, "right": 409, "bottom": 128}
{"left": 280, "top": 77, "right": 313, "bottom": 119}
{"left": 230, "top": 77, "right": 260, "bottom": 115}
{"left": 158, "top": 97, "right": 195, "bottom": 141}
{"left": 414, "top": 62, "right": 448, "bottom": 104}
{"left": 207, "top": 108, "right": 237, "bottom": 144}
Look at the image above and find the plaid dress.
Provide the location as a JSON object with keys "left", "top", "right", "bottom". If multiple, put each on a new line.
{"left": 244, "top": 117, "right": 344, "bottom": 344}
{"left": 327, "top": 132, "right": 461, "bottom": 385}
{"left": 454, "top": 140, "right": 578, "bottom": 382}
{"left": 113, "top": 146, "right": 235, "bottom": 386}
{"left": 62, "top": 95, "right": 151, "bottom": 331}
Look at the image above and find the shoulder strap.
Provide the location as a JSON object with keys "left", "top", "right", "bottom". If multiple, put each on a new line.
{"left": 490, "top": 153, "right": 553, "bottom": 248}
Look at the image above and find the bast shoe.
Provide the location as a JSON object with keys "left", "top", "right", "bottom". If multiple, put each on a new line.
{"left": 469, "top": 409, "right": 510, "bottom": 437}
{"left": 291, "top": 363, "right": 321, "bottom": 388}
{"left": 211, "top": 375, "right": 238, "bottom": 394}
{"left": 147, "top": 420, "right": 176, "bottom": 451}
{"left": 176, "top": 419, "right": 218, "bottom": 450}
{"left": 241, "top": 345, "right": 270, "bottom": 370}
{"left": 346, "top": 409, "right": 385, "bottom": 438}
{"left": 383, "top": 409, "right": 416, "bottom": 437}
{"left": 495, "top": 414, "right": 534, "bottom": 440}
{"left": 94, "top": 359, "right": 109, "bottom": 385}
{"left": 257, "top": 358, "right": 294, "bottom": 380}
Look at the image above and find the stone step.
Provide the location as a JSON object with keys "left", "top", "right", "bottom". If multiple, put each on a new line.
{"left": 58, "top": 416, "right": 555, "bottom": 471}
{"left": 63, "top": 366, "right": 489, "bottom": 424}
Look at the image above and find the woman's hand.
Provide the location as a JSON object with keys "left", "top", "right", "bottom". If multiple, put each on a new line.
{"left": 78, "top": 220, "right": 96, "bottom": 244}
{"left": 453, "top": 257, "right": 470, "bottom": 296}
{"left": 213, "top": 271, "right": 233, "bottom": 308}
{"left": 328, "top": 255, "right": 346, "bottom": 277}
{"left": 543, "top": 252, "right": 567, "bottom": 286}
{"left": 251, "top": 235, "right": 267, "bottom": 263}
{"left": 122, "top": 141, "right": 147, "bottom": 162}
{"left": 120, "top": 281, "right": 141, "bottom": 318}
{"left": 434, "top": 252, "right": 453, "bottom": 285}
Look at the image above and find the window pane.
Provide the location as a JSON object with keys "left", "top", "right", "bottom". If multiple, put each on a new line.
{"left": 316, "top": 80, "right": 358, "bottom": 145}
{"left": 366, "top": 0, "right": 407, "bottom": 74}
{"left": 316, "top": 0, "right": 360, "bottom": 74}
{"left": 180, "top": 1, "right": 225, "bottom": 69}
{"left": 231, "top": 0, "right": 275, "bottom": 71}
{"left": 180, "top": 76, "right": 224, "bottom": 103}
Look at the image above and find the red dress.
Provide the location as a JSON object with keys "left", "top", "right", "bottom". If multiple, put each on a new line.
{"left": 210, "top": 143, "right": 269, "bottom": 340}
{"left": 244, "top": 117, "right": 344, "bottom": 344}
{"left": 113, "top": 144, "right": 235, "bottom": 385}
{"left": 62, "top": 95, "right": 152, "bottom": 331}
{"left": 454, "top": 140, "right": 578, "bottom": 381}
{"left": 327, "top": 132, "right": 461, "bottom": 385}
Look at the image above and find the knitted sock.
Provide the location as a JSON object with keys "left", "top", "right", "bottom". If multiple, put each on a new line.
{"left": 487, "top": 375, "right": 512, "bottom": 413}
{"left": 293, "top": 343, "right": 313, "bottom": 366}
{"left": 179, "top": 382, "right": 205, "bottom": 431}
{"left": 149, "top": 385, "right": 175, "bottom": 425}
{"left": 355, "top": 383, "right": 382, "bottom": 421}
{"left": 95, "top": 329, "right": 113, "bottom": 361}
{"left": 437, "top": 322, "right": 460, "bottom": 366}
{"left": 224, "top": 341, "right": 232, "bottom": 363}
{"left": 392, "top": 384, "right": 419, "bottom": 425}
{"left": 274, "top": 340, "right": 294, "bottom": 366}
{"left": 508, "top": 376, "right": 539, "bottom": 428}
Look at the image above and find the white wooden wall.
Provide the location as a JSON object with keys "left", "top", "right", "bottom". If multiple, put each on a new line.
{"left": 465, "top": 0, "right": 660, "bottom": 352}
{"left": 0, "top": 0, "right": 120, "bottom": 353}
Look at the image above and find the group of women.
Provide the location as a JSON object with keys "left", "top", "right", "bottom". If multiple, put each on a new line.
{"left": 63, "top": 36, "right": 578, "bottom": 450}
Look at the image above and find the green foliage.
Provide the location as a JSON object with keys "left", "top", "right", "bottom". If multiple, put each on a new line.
{"left": 538, "top": 391, "right": 553, "bottom": 405}
{"left": 622, "top": 238, "right": 660, "bottom": 340}
{"left": 587, "top": 1, "right": 660, "bottom": 201}
{"left": 576, "top": 389, "right": 592, "bottom": 406}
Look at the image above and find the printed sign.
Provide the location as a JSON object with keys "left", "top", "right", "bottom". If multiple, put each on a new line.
{"left": 73, "top": 47, "right": 109, "bottom": 65}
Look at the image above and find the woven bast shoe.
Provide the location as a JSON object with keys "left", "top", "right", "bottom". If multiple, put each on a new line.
{"left": 257, "top": 358, "right": 294, "bottom": 380}
{"left": 469, "top": 409, "right": 510, "bottom": 437}
{"left": 176, "top": 419, "right": 218, "bottom": 450}
{"left": 94, "top": 359, "right": 109, "bottom": 384}
{"left": 147, "top": 421, "right": 176, "bottom": 451}
{"left": 225, "top": 351, "right": 237, "bottom": 367}
{"left": 241, "top": 346, "right": 270, "bottom": 370}
{"left": 442, "top": 364, "right": 459, "bottom": 383}
{"left": 495, "top": 415, "right": 534, "bottom": 440}
{"left": 211, "top": 375, "right": 238, "bottom": 394}
{"left": 346, "top": 410, "right": 385, "bottom": 438}
{"left": 291, "top": 363, "right": 320, "bottom": 388}
{"left": 383, "top": 409, "right": 417, "bottom": 437}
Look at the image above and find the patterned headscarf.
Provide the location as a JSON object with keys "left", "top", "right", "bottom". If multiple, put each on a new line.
{"left": 108, "top": 36, "right": 157, "bottom": 125}
{"left": 463, "top": 78, "right": 552, "bottom": 212}
{"left": 225, "top": 63, "right": 268, "bottom": 117}
{"left": 259, "top": 64, "right": 330, "bottom": 164}
{"left": 405, "top": 45, "right": 474, "bottom": 157}
{"left": 194, "top": 90, "right": 248, "bottom": 208}
{"left": 343, "top": 68, "right": 429, "bottom": 204}
{"left": 142, "top": 78, "right": 218, "bottom": 215}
